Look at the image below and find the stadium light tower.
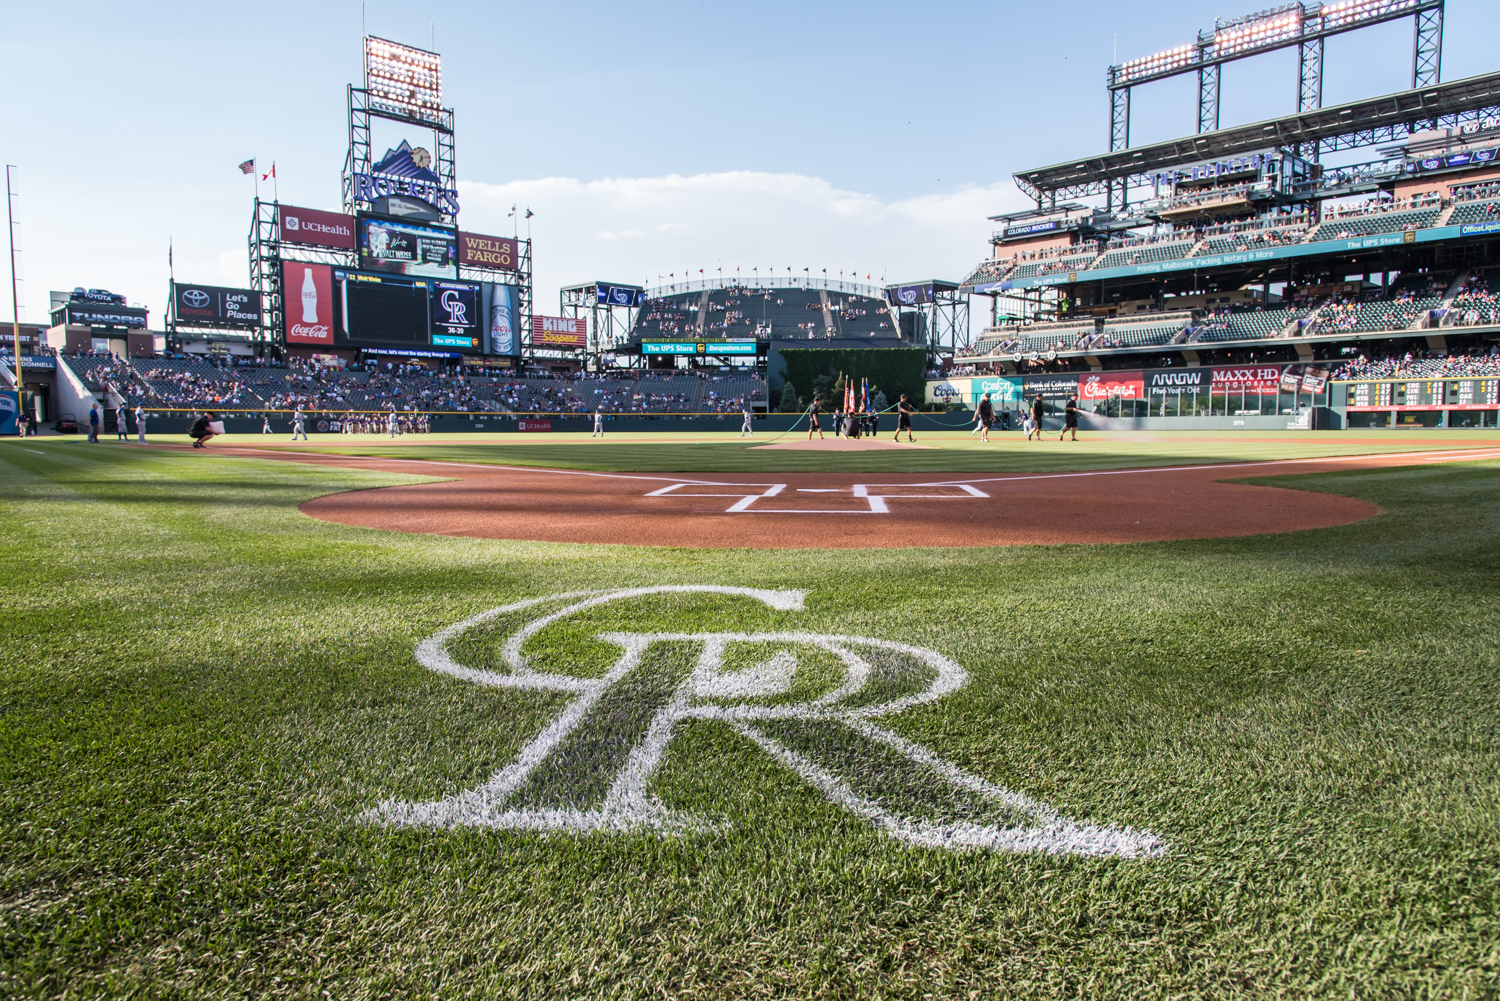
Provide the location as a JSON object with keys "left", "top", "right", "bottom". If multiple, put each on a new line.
{"left": 1107, "top": 0, "right": 1444, "bottom": 162}
{"left": 342, "top": 36, "right": 456, "bottom": 223}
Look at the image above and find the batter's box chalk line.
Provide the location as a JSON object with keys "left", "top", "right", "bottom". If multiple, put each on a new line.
{"left": 364, "top": 586, "right": 1164, "bottom": 858}
{"left": 643, "top": 481, "right": 989, "bottom": 514}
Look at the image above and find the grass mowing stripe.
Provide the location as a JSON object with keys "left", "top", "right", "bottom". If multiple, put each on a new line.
{"left": 0, "top": 446, "right": 1496, "bottom": 997}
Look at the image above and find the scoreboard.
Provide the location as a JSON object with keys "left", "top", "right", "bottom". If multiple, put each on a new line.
{"left": 333, "top": 268, "right": 483, "bottom": 354}
{"left": 1345, "top": 379, "right": 1499, "bottom": 411}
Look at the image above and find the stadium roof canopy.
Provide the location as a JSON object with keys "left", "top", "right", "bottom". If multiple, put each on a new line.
{"left": 1014, "top": 70, "right": 1500, "bottom": 202}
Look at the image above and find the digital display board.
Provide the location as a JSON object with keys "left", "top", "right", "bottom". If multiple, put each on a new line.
{"left": 1346, "top": 382, "right": 1394, "bottom": 410}
{"left": 359, "top": 215, "right": 457, "bottom": 278}
{"left": 174, "top": 283, "right": 262, "bottom": 328}
{"left": 335, "top": 269, "right": 431, "bottom": 348}
{"left": 596, "top": 284, "right": 646, "bottom": 307}
{"left": 330, "top": 268, "right": 483, "bottom": 354}
{"left": 429, "top": 280, "right": 481, "bottom": 350}
{"left": 483, "top": 283, "right": 519, "bottom": 356}
{"left": 279, "top": 205, "right": 356, "bottom": 250}
{"left": 284, "top": 263, "right": 334, "bottom": 344}
{"left": 641, "top": 340, "right": 757, "bottom": 355}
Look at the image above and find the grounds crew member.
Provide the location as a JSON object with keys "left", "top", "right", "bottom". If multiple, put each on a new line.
{"left": 893, "top": 395, "right": 915, "bottom": 442}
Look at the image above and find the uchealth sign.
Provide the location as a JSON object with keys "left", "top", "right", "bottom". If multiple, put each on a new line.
{"left": 1080, "top": 371, "right": 1144, "bottom": 400}
{"left": 458, "top": 232, "right": 518, "bottom": 270}
{"left": 279, "top": 205, "right": 356, "bottom": 250}
{"left": 517, "top": 419, "right": 553, "bottom": 431}
{"left": 283, "top": 262, "right": 334, "bottom": 344}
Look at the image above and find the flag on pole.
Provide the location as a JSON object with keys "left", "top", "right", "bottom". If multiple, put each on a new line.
{"left": 261, "top": 163, "right": 275, "bottom": 181}
{"left": 525, "top": 208, "right": 534, "bottom": 219}
{"left": 238, "top": 159, "right": 255, "bottom": 174}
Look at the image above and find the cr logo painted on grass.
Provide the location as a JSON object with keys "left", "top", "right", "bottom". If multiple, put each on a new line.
{"left": 366, "top": 586, "right": 1162, "bottom": 857}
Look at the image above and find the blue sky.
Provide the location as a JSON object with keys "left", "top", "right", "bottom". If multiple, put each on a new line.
{"left": 3, "top": 0, "right": 1498, "bottom": 327}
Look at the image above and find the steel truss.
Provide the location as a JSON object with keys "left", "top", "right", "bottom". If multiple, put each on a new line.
{"left": 1198, "top": 63, "right": 1221, "bottom": 134}
{"left": 1105, "top": 0, "right": 1443, "bottom": 155}
{"left": 247, "top": 198, "right": 357, "bottom": 353}
{"left": 560, "top": 283, "right": 639, "bottom": 370}
{"left": 341, "top": 85, "right": 457, "bottom": 225}
{"left": 1018, "top": 70, "right": 1500, "bottom": 203}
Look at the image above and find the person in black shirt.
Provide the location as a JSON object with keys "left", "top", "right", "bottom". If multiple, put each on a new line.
{"left": 806, "top": 398, "right": 824, "bottom": 440}
{"left": 188, "top": 411, "right": 218, "bottom": 449}
{"left": 974, "top": 392, "right": 994, "bottom": 443}
{"left": 894, "top": 394, "right": 916, "bottom": 442}
{"left": 1059, "top": 395, "right": 1079, "bottom": 441}
{"left": 1028, "top": 395, "right": 1045, "bottom": 442}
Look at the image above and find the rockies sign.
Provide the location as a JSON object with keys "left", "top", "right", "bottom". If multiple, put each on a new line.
{"left": 366, "top": 586, "right": 1163, "bottom": 857}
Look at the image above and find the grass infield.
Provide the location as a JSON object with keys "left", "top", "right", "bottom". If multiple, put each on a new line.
{"left": 1, "top": 437, "right": 1497, "bottom": 998}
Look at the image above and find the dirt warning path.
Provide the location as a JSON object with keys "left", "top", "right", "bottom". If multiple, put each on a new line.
{"left": 223, "top": 445, "right": 1500, "bottom": 548}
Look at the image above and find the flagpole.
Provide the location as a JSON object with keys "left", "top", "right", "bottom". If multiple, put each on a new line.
{"left": 6, "top": 165, "right": 20, "bottom": 394}
{"left": 272, "top": 162, "right": 279, "bottom": 203}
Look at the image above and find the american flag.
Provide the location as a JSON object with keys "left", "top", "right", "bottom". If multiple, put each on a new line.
{"left": 238, "top": 159, "right": 255, "bottom": 174}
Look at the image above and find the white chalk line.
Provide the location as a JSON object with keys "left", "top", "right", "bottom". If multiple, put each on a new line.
{"left": 366, "top": 586, "right": 1164, "bottom": 857}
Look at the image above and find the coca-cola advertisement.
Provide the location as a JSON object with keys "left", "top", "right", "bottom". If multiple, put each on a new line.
{"left": 283, "top": 262, "right": 334, "bottom": 344}
{"left": 1080, "top": 371, "right": 1144, "bottom": 400}
{"left": 279, "top": 205, "right": 357, "bottom": 250}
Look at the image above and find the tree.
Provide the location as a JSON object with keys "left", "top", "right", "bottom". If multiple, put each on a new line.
{"left": 778, "top": 382, "right": 800, "bottom": 413}
{"left": 871, "top": 390, "right": 889, "bottom": 414}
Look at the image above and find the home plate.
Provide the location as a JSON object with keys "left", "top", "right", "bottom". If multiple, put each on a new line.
{"left": 645, "top": 481, "right": 987, "bottom": 513}
{"left": 751, "top": 438, "right": 934, "bottom": 450}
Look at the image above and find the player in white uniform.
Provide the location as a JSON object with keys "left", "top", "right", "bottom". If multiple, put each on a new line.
{"left": 740, "top": 406, "right": 753, "bottom": 437}
{"left": 592, "top": 409, "right": 604, "bottom": 437}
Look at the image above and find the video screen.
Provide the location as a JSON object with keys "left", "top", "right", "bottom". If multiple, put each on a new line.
{"left": 359, "top": 216, "right": 457, "bottom": 278}
{"left": 332, "top": 269, "right": 483, "bottom": 354}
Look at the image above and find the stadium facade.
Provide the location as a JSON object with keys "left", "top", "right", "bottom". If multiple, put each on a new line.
{"left": 942, "top": 0, "right": 1500, "bottom": 429}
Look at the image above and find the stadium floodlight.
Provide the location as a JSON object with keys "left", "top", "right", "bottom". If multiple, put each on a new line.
{"left": 364, "top": 36, "right": 443, "bottom": 121}
{"left": 1108, "top": 0, "right": 1438, "bottom": 90}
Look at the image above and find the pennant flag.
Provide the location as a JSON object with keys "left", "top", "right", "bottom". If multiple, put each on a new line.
{"left": 238, "top": 159, "right": 255, "bottom": 175}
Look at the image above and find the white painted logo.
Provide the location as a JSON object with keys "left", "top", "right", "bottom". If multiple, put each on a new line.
{"left": 366, "top": 587, "right": 1163, "bottom": 857}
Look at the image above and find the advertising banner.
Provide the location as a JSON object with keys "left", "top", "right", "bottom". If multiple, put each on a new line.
{"left": 532, "top": 316, "right": 587, "bottom": 348}
{"left": 1146, "top": 368, "right": 1207, "bottom": 391}
{"left": 973, "top": 376, "right": 1021, "bottom": 408}
{"left": 279, "top": 205, "right": 356, "bottom": 250}
{"left": 1080, "top": 371, "right": 1144, "bottom": 401}
{"left": 1021, "top": 373, "right": 1080, "bottom": 399}
{"left": 458, "top": 232, "right": 519, "bottom": 270}
{"left": 428, "top": 280, "right": 481, "bottom": 350}
{"left": 1297, "top": 364, "right": 1331, "bottom": 394}
{"left": 1212, "top": 364, "right": 1282, "bottom": 393}
{"left": 283, "top": 262, "right": 334, "bottom": 345}
{"left": 888, "top": 283, "right": 934, "bottom": 307}
{"left": 596, "top": 284, "right": 646, "bottom": 307}
{"left": 641, "top": 340, "right": 756, "bottom": 355}
{"left": 0, "top": 390, "right": 17, "bottom": 436}
{"left": 483, "top": 283, "right": 519, "bottom": 356}
{"left": 518, "top": 419, "right": 553, "bottom": 431}
{"left": 173, "top": 283, "right": 262, "bottom": 328}
{"left": 360, "top": 216, "right": 457, "bottom": 278}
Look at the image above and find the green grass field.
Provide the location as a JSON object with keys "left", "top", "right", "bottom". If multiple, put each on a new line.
{"left": 2, "top": 436, "right": 1498, "bottom": 999}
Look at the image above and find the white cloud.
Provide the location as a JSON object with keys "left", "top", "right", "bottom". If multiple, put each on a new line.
{"left": 458, "top": 171, "right": 1029, "bottom": 308}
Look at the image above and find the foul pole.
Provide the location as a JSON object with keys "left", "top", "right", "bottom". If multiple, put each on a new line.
{"left": 6, "top": 166, "right": 19, "bottom": 392}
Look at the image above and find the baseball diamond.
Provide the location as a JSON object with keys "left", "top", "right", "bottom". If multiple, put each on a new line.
{"left": 10, "top": 3, "right": 1500, "bottom": 997}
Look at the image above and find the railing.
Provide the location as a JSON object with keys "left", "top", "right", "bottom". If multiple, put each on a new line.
{"left": 644, "top": 275, "right": 886, "bottom": 300}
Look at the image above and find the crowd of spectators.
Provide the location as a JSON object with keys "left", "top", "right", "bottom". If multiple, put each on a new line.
{"left": 1446, "top": 269, "right": 1500, "bottom": 327}
{"left": 1333, "top": 348, "right": 1500, "bottom": 380}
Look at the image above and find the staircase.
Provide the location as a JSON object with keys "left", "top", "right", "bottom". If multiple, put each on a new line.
{"left": 818, "top": 290, "right": 836, "bottom": 336}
